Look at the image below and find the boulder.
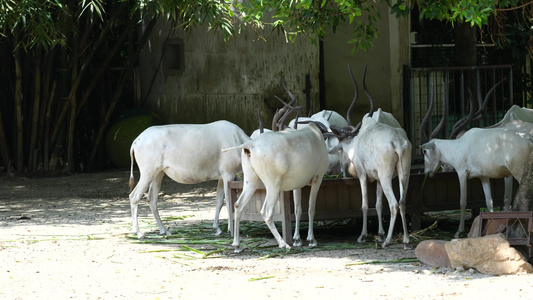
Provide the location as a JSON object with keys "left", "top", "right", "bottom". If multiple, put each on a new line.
{"left": 415, "top": 240, "right": 451, "bottom": 268}
{"left": 445, "top": 233, "right": 533, "bottom": 275}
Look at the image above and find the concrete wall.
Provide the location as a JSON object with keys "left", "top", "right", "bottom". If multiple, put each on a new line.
{"left": 139, "top": 4, "right": 411, "bottom": 133}
{"left": 138, "top": 20, "right": 320, "bottom": 135}
{"left": 322, "top": 5, "right": 410, "bottom": 126}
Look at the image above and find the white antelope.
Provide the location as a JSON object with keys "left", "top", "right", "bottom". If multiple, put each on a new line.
{"left": 224, "top": 83, "right": 329, "bottom": 252}
{"left": 332, "top": 65, "right": 412, "bottom": 247}
{"left": 128, "top": 121, "right": 250, "bottom": 238}
{"left": 420, "top": 80, "right": 533, "bottom": 213}
{"left": 421, "top": 126, "right": 533, "bottom": 237}
{"left": 224, "top": 123, "right": 329, "bottom": 252}
{"left": 287, "top": 110, "right": 349, "bottom": 175}
{"left": 273, "top": 83, "right": 349, "bottom": 176}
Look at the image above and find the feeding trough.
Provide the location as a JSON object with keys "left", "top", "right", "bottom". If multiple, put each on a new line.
{"left": 228, "top": 178, "right": 382, "bottom": 244}
{"left": 228, "top": 170, "right": 510, "bottom": 244}
{"left": 408, "top": 170, "right": 511, "bottom": 229}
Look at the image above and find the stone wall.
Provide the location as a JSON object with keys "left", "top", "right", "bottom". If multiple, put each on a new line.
{"left": 138, "top": 19, "right": 320, "bottom": 134}
{"left": 138, "top": 5, "right": 411, "bottom": 134}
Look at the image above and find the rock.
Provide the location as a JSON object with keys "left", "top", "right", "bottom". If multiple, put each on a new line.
{"left": 445, "top": 233, "right": 533, "bottom": 275}
{"left": 415, "top": 240, "right": 451, "bottom": 268}
{"left": 468, "top": 215, "right": 508, "bottom": 238}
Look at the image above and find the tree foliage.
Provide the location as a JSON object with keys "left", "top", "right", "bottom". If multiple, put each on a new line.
{"left": 412, "top": 0, "right": 532, "bottom": 27}
{"left": 0, "top": 0, "right": 531, "bottom": 174}
{"left": 236, "top": 0, "right": 381, "bottom": 50}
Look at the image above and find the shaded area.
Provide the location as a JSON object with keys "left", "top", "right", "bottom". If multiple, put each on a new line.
{"left": 0, "top": 171, "right": 219, "bottom": 228}
{"left": 1, "top": 170, "right": 471, "bottom": 252}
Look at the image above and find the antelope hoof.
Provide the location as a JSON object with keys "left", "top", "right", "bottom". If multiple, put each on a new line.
{"left": 160, "top": 228, "right": 172, "bottom": 236}
{"left": 308, "top": 239, "right": 317, "bottom": 248}
{"left": 232, "top": 241, "right": 243, "bottom": 253}
{"left": 136, "top": 231, "right": 146, "bottom": 239}
{"left": 357, "top": 235, "right": 367, "bottom": 243}
{"left": 292, "top": 238, "right": 303, "bottom": 247}
{"left": 214, "top": 227, "right": 222, "bottom": 236}
{"left": 278, "top": 241, "right": 291, "bottom": 250}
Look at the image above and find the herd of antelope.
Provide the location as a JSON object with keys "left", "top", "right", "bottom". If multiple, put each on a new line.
{"left": 128, "top": 64, "right": 533, "bottom": 252}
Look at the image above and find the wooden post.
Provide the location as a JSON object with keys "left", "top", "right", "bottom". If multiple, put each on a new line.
{"left": 281, "top": 191, "right": 293, "bottom": 245}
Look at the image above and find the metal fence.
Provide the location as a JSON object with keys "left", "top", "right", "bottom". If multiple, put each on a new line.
{"left": 403, "top": 65, "right": 514, "bottom": 163}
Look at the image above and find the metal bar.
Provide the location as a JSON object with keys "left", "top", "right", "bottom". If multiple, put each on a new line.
{"left": 460, "top": 69, "right": 465, "bottom": 119}
{"left": 406, "top": 64, "right": 513, "bottom": 160}
{"left": 442, "top": 71, "right": 450, "bottom": 138}
{"left": 426, "top": 70, "right": 432, "bottom": 133}
{"left": 479, "top": 211, "right": 533, "bottom": 256}
{"left": 410, "top": 64, "right": 513, "bottom": 72}
{"left": 416, "top": 72, "right": 422, "bottom": 148}
{"left": 480, "top": 211, "right": 533, "bottom": 218}
{"left": 477, "top": 68, "right": 482, "bottom": 126}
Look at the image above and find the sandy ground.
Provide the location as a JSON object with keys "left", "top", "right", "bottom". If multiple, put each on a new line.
{"left": 1, "top": 170, "right": 533, "bottom": 299}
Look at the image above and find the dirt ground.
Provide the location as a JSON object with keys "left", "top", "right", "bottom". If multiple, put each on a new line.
{"left": 1, "top": 170, "right": 533, "bottom": 299}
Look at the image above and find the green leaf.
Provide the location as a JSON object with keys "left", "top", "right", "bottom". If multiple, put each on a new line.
{"left": 346, "top": 258, "right": 419, "bottom": 266}
{"left": 248, "top": 276, "right": 275, "bottom": 281}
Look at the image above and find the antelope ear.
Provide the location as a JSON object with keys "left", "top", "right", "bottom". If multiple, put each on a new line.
{"left": 419, "top": 141, "right": 434, "bottom": 150}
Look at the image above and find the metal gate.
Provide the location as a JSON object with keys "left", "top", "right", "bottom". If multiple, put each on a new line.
{"left": 403, "top": 65, "right": 514, "bottom": 162}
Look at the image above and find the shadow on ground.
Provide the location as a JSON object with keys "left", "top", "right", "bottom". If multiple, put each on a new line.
{"left": 0, "top": 170, "right": 219, "bottom": 228}
{"left": 1, "top": 170, "right": 463, "bottom": 257}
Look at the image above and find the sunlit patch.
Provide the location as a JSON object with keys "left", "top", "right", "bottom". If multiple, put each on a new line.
{"left": 348, "top": 148, "right": 355, "bottom": 159}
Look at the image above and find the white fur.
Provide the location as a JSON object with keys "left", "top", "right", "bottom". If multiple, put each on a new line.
{"left": 337, "top": 109, "right": 412, "bottom": 247}
{"left": 128, "top": 120, "right": 250, "bottom": 238}
{"left": 490, "top": 105, "right": 533, "bottom": 127}
{"left": 288, "top": 110, "right": 349, "bottom": 175}
{"left": 224, "top": 123, "right": 329, "bottom": 252}
{"left": 455, "top": 105, "right": 533, "bottom": 213}
{"left": 421, "top": 126, "right": 533, "bottom": 237}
